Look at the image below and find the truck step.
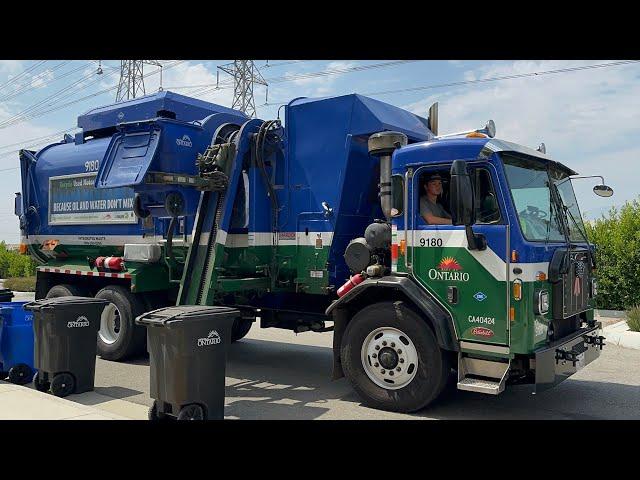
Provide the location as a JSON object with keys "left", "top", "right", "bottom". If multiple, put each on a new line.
{"left": 457, "top": 354, "right": 509, "bottom": 395}
{"left": 457, "top": 376, "right": 505, "bottom": 395}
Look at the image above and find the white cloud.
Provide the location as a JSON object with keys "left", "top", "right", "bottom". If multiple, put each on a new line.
{"left": 403, "top": 59, "right": 640, "bottom": 220}
{"left": 30, "top": 69, "right": 54, "bottom": 88}
{"left": 0, "top": 60, "right": 24, "bottom": 75}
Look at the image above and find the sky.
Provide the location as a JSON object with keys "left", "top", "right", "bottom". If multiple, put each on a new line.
{"left": 0, "top": 59, "right": 638, "bottom": 243}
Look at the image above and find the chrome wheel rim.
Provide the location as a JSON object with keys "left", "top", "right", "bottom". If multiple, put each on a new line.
{"left": 99, "top": 303, "right": 121, "bottom": 345}
{"left": 361, "top": 327, "right": 419, "bottom": 390}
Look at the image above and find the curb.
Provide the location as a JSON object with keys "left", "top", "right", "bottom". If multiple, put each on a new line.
{"left": 603, "top": 321, "right": 640, "bottom": 350}
{"left": 596, "top": 309, "right": 628, "bottom": 319}
{"left": 0, "top": 381, "right": 131, "bottom": 420}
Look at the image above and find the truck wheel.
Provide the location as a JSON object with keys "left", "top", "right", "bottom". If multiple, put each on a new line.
{"left": 46, "top": 284, "right": 89, "bottom": 298}
{"left": 341, "top": 301, "right": 451, "bottom": 413}
{"left": 95, "top": 286, "right": 147, "bottom": 361}
{"left": 231, "top": 318, "right": 253, "bottom": 342}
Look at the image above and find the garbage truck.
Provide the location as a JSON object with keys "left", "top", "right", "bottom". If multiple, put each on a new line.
{"left": 16, "top": 90, "right": 612, "bottom": 412}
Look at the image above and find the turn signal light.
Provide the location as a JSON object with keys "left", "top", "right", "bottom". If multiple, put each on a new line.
{"left": 466, "top": 132, "right": 487, "bottom": 138}
{"left": 511, "top": 250, "right": 519, "bottom": 262}
{"left": 535, "top": 271, "right": 547, "bottom": 281}
{"left": 399, "top": 239, "right": 406, "bottom": 256}
{"left": 19, "top": 243, "right": 28, "bottom": 254}
{"left": 513, "top": 279, "right": 522, "bottom": 301}
{"left": 510, "top": 307, "right": 515, "bottom": 322}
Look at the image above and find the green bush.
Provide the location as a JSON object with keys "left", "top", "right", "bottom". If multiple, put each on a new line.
{"left": 585, "top": 197, "right": 640, "bottom": 310}
{"left": 0, "top": 241, "right": 37, "bottom": 279}
{"left": 627, "top": 306, "right": 640, "bottom": 332}
{"left": 3, "top": 276, "right": 36, "bottom": 292}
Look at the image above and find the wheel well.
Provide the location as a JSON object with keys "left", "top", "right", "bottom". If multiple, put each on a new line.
{"left": 341, "top": 288, "right": 438, "bottom": 338}
{"left": 35, "top": 272, "right": 171, "bottom": 310}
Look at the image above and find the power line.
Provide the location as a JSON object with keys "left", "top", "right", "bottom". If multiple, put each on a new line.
{"left": 0, "top": 68, "right": 109, "bottom": 129}
{"left": 362, "top": 60, "right": 640, "bottom": 97}
{"left": 0, "top": 61, "right": 91, "bottom": 103}
{"left": 189, "top": 60, "right": 421, "bottom": 102}
{"left": 0, "top": 61, "right": 186, "bottom": 130}
{"left": 0, "top": 127, "right": 77, "bottom": 152}
{"left": 260, "top": 60, "right": 640, "bottom": 107}
{"left": 0, "top": 60, "right": 47, "bottom": 92}
{"left": 217, "top": 60, "right": 268, "bottom": 117}
{"left": 115, "top": 60, "right": 163, "bottom": 102}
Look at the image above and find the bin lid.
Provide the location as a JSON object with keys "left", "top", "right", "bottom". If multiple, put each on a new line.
{"left": 136, "top": 305, "right": 240, "bottom": 327}
{"left": 24, "top": 296, "right": 110, "bottom": 311}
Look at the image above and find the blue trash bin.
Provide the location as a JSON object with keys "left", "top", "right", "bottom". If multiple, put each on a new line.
{"left": 0, "top": 302, "right": 36, "bottom": 384}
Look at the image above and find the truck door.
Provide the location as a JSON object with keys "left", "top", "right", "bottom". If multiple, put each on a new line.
{"left": 408, "top": 163, "right": 510, "bottom": 346}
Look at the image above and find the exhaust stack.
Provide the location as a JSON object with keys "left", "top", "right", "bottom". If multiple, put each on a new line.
{"left": 368, "top": 131, "right": 408, "bottom": 220}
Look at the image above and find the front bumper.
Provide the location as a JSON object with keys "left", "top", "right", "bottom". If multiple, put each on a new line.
{"left": 534, "top": 322, "right": 604, "bottom": 393}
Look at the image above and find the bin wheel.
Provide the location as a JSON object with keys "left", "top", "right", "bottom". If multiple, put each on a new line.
{"left": 177, "top": 404, "right": 205, "bottom": 421}
{"left": 148, "top": 400, "right": 168, "bottom": 421}
{"left": 50, "top": 373, "right": 75, "bottom": 397}
{"left": 33, "top": 372, "right": 50, "bottom": 392}
{"left": 8, "top": 364, "right": 32, "bottom": 385}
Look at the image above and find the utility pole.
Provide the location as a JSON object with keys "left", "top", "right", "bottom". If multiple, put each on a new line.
{"left": 217, "top": 60, "right": 268, "bottom": 117}
{"left": 116, "top": 60, "right": 163, "bottom": 102}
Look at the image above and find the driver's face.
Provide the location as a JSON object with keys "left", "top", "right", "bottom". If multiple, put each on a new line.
{"left": 425, "top": 179, "right": 443, "bottom": 196}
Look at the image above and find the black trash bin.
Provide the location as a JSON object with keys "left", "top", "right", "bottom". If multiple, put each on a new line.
{"left": 24, "top": 296, "right": 109, "bottom": 397}
{"left": 136, "top": 305, "right": 240, "bottom": 421}
{"left": 0, "top": 288, "right": 14, "bottom": 302}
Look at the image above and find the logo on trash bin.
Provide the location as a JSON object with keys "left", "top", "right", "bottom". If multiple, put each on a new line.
{"left": 67, "top": 315, "right": 90, "bottom": 328}
{"left": 197, "top": 330, "right": 221, "bottom": 347}
{"left": 176, "top": 135, "right": 193, "bottom": 148}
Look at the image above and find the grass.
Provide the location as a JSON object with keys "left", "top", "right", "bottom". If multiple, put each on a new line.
{"left": 627, "top": 306, "right": 640, "bottom": 332}
{"left": 3, "top": 276, "right": 36, "bottom": 292}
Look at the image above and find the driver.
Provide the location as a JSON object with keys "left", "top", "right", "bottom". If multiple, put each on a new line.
{"left": 420, "top": 173, "right": 452, "bottom": 225}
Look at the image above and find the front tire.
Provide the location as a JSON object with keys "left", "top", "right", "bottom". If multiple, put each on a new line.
{"left": 341, "top": 301, "right": 450, "bottom": 413}
{"left": 95, "top": 286, "right": 147, "bottom": 361}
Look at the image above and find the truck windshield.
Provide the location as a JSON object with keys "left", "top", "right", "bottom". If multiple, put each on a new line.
{"left": 502, "top": 154, "right": 574, "bottom": 242}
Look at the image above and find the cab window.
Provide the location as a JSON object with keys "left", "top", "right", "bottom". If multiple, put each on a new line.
{"left": 471, "top": 167, "right": 501, "bottom": 224}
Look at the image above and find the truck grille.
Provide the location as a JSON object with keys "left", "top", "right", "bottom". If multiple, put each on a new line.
{"left": 551, "top": 249, "right": 591, "bottom": 320}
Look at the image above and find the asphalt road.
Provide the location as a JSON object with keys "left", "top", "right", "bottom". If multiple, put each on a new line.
{"left": 90, "top": 324, "right": 640, "bottom": 420}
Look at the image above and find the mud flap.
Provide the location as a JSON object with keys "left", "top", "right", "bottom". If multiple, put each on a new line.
{"left": 534, "top": 322, "right": 604, "bottom": 393}
{"left": 331, "top": 308, "right": 349, "bottom": 380}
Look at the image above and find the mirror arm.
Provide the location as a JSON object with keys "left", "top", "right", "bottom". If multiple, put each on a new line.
{"left": 465, "top": 226, "right": 487, "bottom": 251}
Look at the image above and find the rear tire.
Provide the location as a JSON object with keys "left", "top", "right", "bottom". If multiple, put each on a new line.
{"left": 46, "top": 284, "right": 90, "bottom": 299}
{"left": 231, "top": 318, "right": 253, "bottom": 342}
{"left": 341, "top": 301, "right": 451, "bottom": 413}
{"left": 95, "top": 286, "right": 147, "bottom": 361}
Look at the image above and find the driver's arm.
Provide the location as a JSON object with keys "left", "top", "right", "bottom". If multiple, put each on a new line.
{"left": 422, "top": 212, "right": 453, "bottom": 225}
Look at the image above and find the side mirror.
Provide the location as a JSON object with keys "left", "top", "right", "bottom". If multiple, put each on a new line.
{"left": 14, "top": 192, "right": 23, "bottom": 217}
{"left": 449, "top": 160, "right": 475, "bottom": 226}
{"left": 593, "top": 184, "right": 614, "bottom": 197}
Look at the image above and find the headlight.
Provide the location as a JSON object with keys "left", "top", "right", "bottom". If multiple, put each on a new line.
{"left": 534, "top": 290, "right": 549, "bottom": 315}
